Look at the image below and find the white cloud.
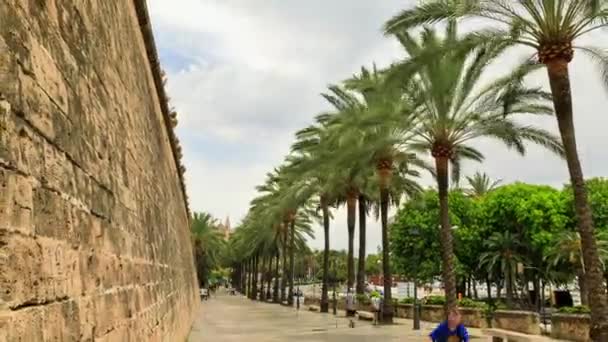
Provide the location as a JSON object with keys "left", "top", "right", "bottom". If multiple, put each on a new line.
{"left": 150, "top": 1, "right": 608, "bottom": 254}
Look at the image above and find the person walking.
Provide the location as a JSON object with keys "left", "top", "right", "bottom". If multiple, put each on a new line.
{"left": 345, "top": 288, "right": 356, "bottom": 317}
{"left": 371, "top": 294, "right": 382, "bottom": 325}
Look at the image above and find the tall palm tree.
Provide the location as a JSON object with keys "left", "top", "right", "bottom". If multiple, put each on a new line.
{"left": 330, "top": 66, "right": 426, "bottom": 322}
{"left": 385, "top": 2, "right": 608, "bottom": 336}
{"left": 290, "top": 119, "right": 337, "bottom": 312}
{"left": 321, "top": 86, "right": 377, "bottom": 292}
{"left": 383, "top": 24, "right": 564, "bottom": 312}
{"left": 465, "top": 172, "right": 502, "bottom": 197}
{"left": 480, "top": 231, "right": 525, "bottom": 306}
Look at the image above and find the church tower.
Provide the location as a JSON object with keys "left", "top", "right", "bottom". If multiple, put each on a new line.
{"left": 220, "top": 216, "right": 231, "bottom": 240}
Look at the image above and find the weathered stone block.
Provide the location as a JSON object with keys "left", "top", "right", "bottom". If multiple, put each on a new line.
{"left": 551, "top": 313, "right": 591, "bottom": 341}
{"left": 492, "top": 310, "right": 541, "bottom": 335}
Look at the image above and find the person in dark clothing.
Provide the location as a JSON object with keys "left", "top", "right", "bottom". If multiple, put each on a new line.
{"left": 429, "top": 308, "right": 469, "bottom": 342}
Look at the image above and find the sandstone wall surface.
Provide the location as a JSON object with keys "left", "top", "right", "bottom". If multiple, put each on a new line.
{"left": 0, "top": 0, "right": 198, "bottom": 341}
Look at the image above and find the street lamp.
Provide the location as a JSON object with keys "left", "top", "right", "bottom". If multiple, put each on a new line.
{"left": 410, "top": 229, "right": 421, "bottom": 330}
{"left": 332, "top": 259, "right": 337, "bottom": 316}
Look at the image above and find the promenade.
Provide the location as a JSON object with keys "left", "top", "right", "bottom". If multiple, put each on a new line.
{"left": 188, "top": 292, "right": 488, "bottom": 341}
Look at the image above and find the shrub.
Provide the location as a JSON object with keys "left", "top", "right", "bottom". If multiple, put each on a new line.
{"left": 424, "top": 295, "right": 446, "bottom": 305}
{"left": 400, "top": 297, "right": 415, "bottom": 304}
{"left": 458, "top": 298, "right": 486, "bottom": 309}
{"left": 558, "top": 305, "right": 591, "bottom": 314}
{"left": 370, "top": 290, "right": 382, "bottom": 298}
{"left": 356, "top": 294, "right": 371, "bottom": 305}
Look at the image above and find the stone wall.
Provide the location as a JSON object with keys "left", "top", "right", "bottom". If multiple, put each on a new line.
{"left": 492, "top": 310, "right": 541, "bottom": 335}
{"left": 0, "top": 1, "right": 198, "bottom": 341}
{"left": 551, "top": 314, "right": 591, "bottom": 342}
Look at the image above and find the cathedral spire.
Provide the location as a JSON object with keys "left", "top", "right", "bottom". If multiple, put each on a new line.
{"left": 224, "top": 216, "right": 231, "bottom": 231}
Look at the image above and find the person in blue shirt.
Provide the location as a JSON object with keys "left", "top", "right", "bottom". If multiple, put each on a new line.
{"left": 429, "top": 308, "right": 469, "bottom": 342}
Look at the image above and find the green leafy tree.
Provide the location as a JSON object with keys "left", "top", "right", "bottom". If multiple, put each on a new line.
{"left": 365, "top": 253, "right": 383, "bottom": 277}
{"left": 391, "top": 190, "right": 480, "bottom": 287}
{"left": 480, "top": 183, "right": 569, "bottom": 306}
{"left": 385, "top": 2, "right": 608, "bottom": 336}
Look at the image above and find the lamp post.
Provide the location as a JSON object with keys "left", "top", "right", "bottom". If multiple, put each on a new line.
{"left": 410, "top": 229, "right": 421, "bottom": 330}
{"left": 332, "top": 259, "right": 337, "bottom": 316}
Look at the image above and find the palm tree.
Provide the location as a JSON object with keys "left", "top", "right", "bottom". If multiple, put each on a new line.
{"left": 383, "top": 24, "right": 564, "bottom": 312}
{"left": 320, "top": 86, "right": 378, "bottom": 292}
{"left": 385, "top": 2, "right": 608, "bottom": 336}
{"left": 329, "top": 66, "right": 425, "bottom": 322}
{"left": 357, "top": 191, "right": 371, "bottom": 294}
{"left": 480, "top": 231, "right": 525, "bottom": 306}
{"left": 547, "top": 231, "right": 608, "bottom": 306}
{"left": 290, "top": 118, "right": 338, "bottom": 313}
{"left": 465, "top": 172, "right": 502, "bottom": 197}
{"left": 191, "top": 212, "right": 225, "bottom": 287}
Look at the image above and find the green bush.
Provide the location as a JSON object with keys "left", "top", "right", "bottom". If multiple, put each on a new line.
{"left": 458, "top": 298, "right": 486, "bottom": 308}
{"left": 356, "top": 294, "right": 371, "bottom": 305}
{"left": 558, "top": 305, "right": 591, "bottom": 314}
{"left": 400, "top": 297, "right": 415, "bottom": 304}
{"left": 424, "top": 295, "right": 446, "bottom": 305}
{"left": 370, "top": 290, "right": 382, "bottom": 298}
{"left": 495, "top": 301, "right": 508, "bottom": 310}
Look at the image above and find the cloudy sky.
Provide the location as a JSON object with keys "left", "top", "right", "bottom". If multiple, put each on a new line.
{"left": 148, "top": 0, "right": 608, "bottom": 254}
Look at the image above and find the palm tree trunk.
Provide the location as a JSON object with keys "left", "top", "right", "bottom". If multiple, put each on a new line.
{"left": 547, "top": 61, "right": 608, "bottom": 339}
{"left": 506, "top": 265, "right": 513, "bottom": 307}
{"left": 281, "top": 222, "right": 288, "bottom": 303}
{"left": 578, "top": 268, "right": 589, "bottom": 306}
{"left": 288, "top": 219, "right": 296, "bottom": 305}
{"left": 356, "top": 195, "right": 367, "bottom": 295}
{"left": 380, "top": 185, "right": 394, "bottom": 323}
{"left": 486, "top": 276, "right": 493, "bottom": 303}
{"left": 435, "top": 156, "right": 458, "bottom": 313}
{"left": 266, "top": 256, "right": 273, "bottom": 301}
{"left": 473, "top": 279, "right": 478, "bottom": 300}
{"left": 346, "top": 191, "right": 357, "bottom": 291}
{"left": 260, "top": 256, "right": 267, "bottom": 301}
{"left": 321, "top": 196, "right": 330, "bottom": 313}
{"left": 533, "top": 277, "right": 541, "bottom": 311}
{"left": 253, "top": 254, "right": 259, "bottom": 300}
{"left": 497, "top": 280, "right": 503, "bottom": 300}
{"left": 239, "top": 262, "right": 245, "bottom": 293}
{"left": 273, "top": 252, "right": 280, "bottom": 303}
{"left": 249, "top": 256, "right": 255, "bottom": 299}
{"left": 247, "top": 258, "right": 253, "bottom": 298}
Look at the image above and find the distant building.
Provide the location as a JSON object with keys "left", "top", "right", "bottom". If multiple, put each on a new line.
{"left": 217, "top": 216, "right": 231, "bottom": 240}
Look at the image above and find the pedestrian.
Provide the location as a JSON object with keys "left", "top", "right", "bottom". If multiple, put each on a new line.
{"left": 345, "top": 288, "right": 356, "bottom": 317}
{"left": 371, "top": 294, "right": 382, "bottom": 325}
{"left": 428, "top": 308, "right": 469, "bottom": 342}
{"left": 200, "top": 287, "right": 209, "bottom": 301}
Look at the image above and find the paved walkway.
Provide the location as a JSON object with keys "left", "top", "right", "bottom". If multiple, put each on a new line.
{"left": 188, "top": 293, "right": 487, "bottom": 341}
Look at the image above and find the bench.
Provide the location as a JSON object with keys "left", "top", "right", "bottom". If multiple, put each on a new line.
{"left": 308, "top": 305, "right": 320, "bottom": 312}
{"left": 482, "top": 328, "right": 556, "bottom": 342}
{"left": 357, "top": 311, "right": 374, "bottom": 321}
